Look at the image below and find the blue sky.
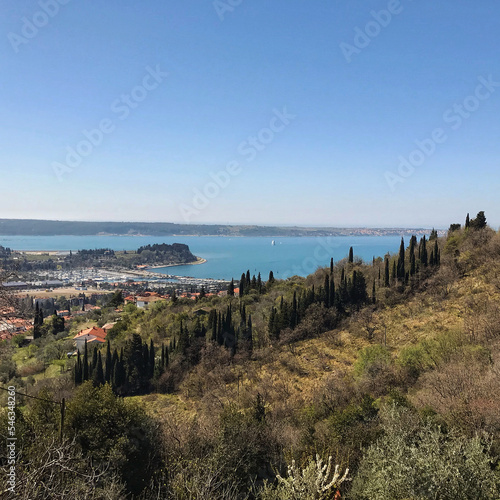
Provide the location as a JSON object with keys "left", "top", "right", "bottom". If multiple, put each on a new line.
{"left": 1, "top": 0, "right": 499, "bottom": 228}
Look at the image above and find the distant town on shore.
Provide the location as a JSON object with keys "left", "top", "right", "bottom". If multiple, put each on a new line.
{"left": 0, "top": 218, "right": 442, "bottom": 237}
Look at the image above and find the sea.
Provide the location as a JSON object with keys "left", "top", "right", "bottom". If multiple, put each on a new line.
{"left": 0, "top": 235, "right": 422, "bottom": 281}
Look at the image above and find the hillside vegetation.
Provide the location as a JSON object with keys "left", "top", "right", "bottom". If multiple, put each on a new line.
{"left": 1, "top": 213, "right": 500, "bottom": 499}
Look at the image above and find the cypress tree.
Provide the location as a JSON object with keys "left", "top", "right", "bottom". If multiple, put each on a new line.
{"left": 217, "top": 312, "right": 223, "bottom": 345}
{"left": 392, "top": 260, "right": 397, "bottom": 283}
{"left": 397, "top": 237, "right": 405, "bottom": 282}
{"left": 93, "top": 352, "right": 104, "bottom": 386}
{"left": 228, "top": 279, "right": 235, "bottom": 296}
{"left": 348, "top": 246, "right": 354, "bottom": 264}
{"left": 268, "top": 271, "right": 275, "bottom": 283}
{"left": 105, "top": 341, "right": 112, "bottom": 383}
{"left": 91, "top": 346, "right": 98, "bottom": 376}
{"left": 323, "top": 275, "right": 330, "bottom": 308}
{"left": 257, "top": 272, "right": 262, "bottom": 293}
{"left": 239, "top": 273, "right": 246, "bottom": 297}
{"left": 384, "top": 257, "right": 390, "bottom": 287}
{"left": 410, "top": 251, "right": 416, "bottom": 276}
{"left": 329, "top": 277, "right": 335, "bottom": 308}
{"left": 247, "top": 315, "right": 253, "bottom": 350}
{"left": 246, "top": 270, "right": 251, "bottom": 287}
{"left": 75, "top": 351, "right": 82, "bottom": 385}
{"left": 465, "top": 213, "right": 470, "bottom": 229}
{"left": 330, "top": 258, "right": 334, "bottom": 274}
{"left": 161, "top": 343, "right": 165, "bottom": 368}
{"left": 251, "top": 274, "right": 257, "bottom": 290}
{"left": 149, "top": 339, "right": 155, "bottom": 379}
{"left": 420, "top": 236, "right": 428, "bottom": 267}
{"left": 83, "top": 340, "right": 89, "bottom": 381}
{"left": 372, "top": 280, "right": 376, "bottom": 304}
{"left": 291, "top": 291, "right": 298, "bottom": 328}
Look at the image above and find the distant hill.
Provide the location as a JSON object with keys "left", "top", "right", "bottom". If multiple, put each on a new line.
{"left": 0, "top": 219, "right": 438, "bottom": 237}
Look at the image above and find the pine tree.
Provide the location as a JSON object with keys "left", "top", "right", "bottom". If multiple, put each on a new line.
{"left": 471, "top": 211, "right": 487, "bottom": 229}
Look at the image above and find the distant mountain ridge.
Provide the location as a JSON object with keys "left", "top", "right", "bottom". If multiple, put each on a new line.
{"left": 0, "top": 219, "right": 441, "bottom": 237}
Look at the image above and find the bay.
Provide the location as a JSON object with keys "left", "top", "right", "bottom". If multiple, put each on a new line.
{"left": 0, "top": 234, "right": 415, "bottom": 280}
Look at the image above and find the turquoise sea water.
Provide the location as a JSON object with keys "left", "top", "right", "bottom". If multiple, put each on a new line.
{"left": 0, "top": 235, "right": 416, "bottom": 280}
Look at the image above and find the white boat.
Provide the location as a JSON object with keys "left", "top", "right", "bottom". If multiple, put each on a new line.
{"left": 271, "top": 240, "right": 275, "bottom": 246}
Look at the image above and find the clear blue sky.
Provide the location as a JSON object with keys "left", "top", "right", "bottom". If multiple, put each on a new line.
{"left": 1, "top": 0, "right": 499, "bottom": 228}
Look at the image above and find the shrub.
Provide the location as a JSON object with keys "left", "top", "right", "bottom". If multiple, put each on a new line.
{"left": 350, "top": 405, "right": 500, "bottom": 499}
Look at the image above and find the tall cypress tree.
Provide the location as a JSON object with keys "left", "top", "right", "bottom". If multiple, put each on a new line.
{"left": 239, "top": 273, "right": 246, "bottom": 297}
{"left": 228, "top": 279, "right": 235, "bottom": 296}
{"left": 465, "top": 213, "right": 470, "bottom": 229}
{"left": 348, "top": 247, "right": 354, "bottom": 264}
{"left": 397, "top": 237, "right": 405, "bottom": 282}
{"left": 149, "top": 339, "right": 155, "bottom": 379}
{"left": 323, "top": 275, "right": 330, "bottom": 308}
{"left": 268, "top": 271, "right": 275, "bottom": 283}
{"left": 257, "top": 273, "right": 262, "bottom": 293}
{"left": 105, "top": 341, "right": 112, "bottom": 383}
{"left": 384, "top": 257, "right": 390, "bottom": 287}
{"left": 330, "top": 258, "right": 334, "bottom": 274}
{"left": 93, "top": 352, "right": 104, "bottom": 386}
{"left": 75, "top": 350, "right": 82, "bottom": 385}
{"left": 420, "top": 236, "right": 428, "bottom": 267}
{"left": 83, "top": 339, "right": 89, "bottom": 381}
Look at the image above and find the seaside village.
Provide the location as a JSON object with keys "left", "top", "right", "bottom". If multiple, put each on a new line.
{"left": 0, "top": 285, "right": 238, "bottom": 347}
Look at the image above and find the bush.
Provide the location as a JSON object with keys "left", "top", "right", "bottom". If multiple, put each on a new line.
{"left": 350, "top": 405, "right": 500, "bottom": 499}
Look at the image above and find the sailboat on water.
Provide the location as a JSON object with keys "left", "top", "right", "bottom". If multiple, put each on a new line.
{"left": 271, "top": 240, "right": 275, "bottom": 246}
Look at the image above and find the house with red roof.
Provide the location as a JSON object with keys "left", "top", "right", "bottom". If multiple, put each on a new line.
{"left": 73, "top": 326, "right": 107, "bottom": 352}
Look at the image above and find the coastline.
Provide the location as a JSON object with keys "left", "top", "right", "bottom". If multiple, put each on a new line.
{"left": 148, "top": 257, "right": 207, "bottom": 270}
